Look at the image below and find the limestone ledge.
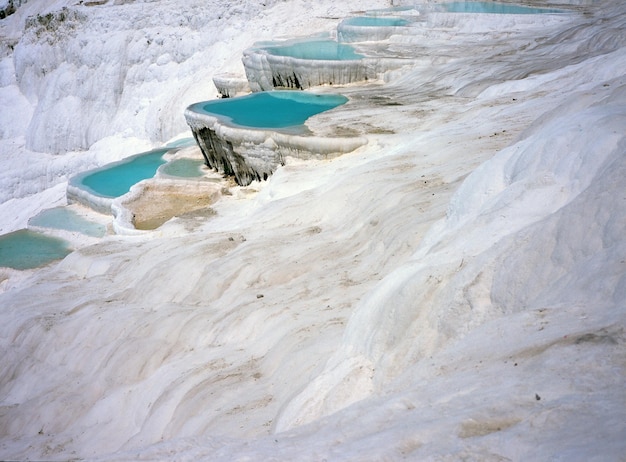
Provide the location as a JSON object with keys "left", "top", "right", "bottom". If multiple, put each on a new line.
{"left": 184, "top": 107, "right": 367, "bottom": 186}
{"left": 67, "top": 182, "right": 116, "bottom": 216}
{"left": 242, "top": 47, "right": 409, "bottom": 92}
{"left": 212, "top": 73, "right": 251, "bottom": 98}
{"left": 423, "top": 11, "right": 573, "bottom": 33}
{"left": 337, "top": 22, "right": 419, "bottom": 43}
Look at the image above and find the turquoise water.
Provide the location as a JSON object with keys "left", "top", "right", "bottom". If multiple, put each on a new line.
{"left": 165, "top": 137, "right": 196, "bottom": 148}
{"left": 441, "top": 2, "right": 564, "bottom": 14}
{"left": 0, "top": 229, "right": 72, "bottom": 270}
{"left": 367, "top": 6, "right": 415, "bottom": 13}
{"left": 265, "top": 40, "right": 364, "bottom": 61}
{"left": 189, "top": 91, "right": 349, "bottom": 129}
{"left": 29, "top": 207, "right": 106, "bottom": 237}
{"left": 160, "top": 158, "right": 205, "bottom": 178}
{"left": 343, "top": 17, "right": 410, "bottom": 27}
{"left": 77, "top": 148, "right": 169, "bottom": 198}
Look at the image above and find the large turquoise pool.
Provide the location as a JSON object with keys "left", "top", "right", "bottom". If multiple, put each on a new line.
{"left": 74, "top": 148, "right": 169, "bottom": 198}
{"left": 440, "top": 2, "right": 564, "bottom": 14}
{"left": 0, "top": 229, "right": 72, "bottom": 270}
{"left": 188, "top": 91, "right": 349, "bottom": 129}
{"left": 265, "top": 40, "right": 364, "bottom": 61}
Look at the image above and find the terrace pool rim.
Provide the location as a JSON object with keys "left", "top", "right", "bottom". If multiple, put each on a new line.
{"left": 186, "top": 91, "right": 350, "bottom": 130}
{"left": 260, "top": 38, "right": 365, "bottom": 61}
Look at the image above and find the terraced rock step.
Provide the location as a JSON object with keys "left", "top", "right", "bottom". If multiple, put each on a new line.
{"left": 185, "top": 91, "right": 366, "bottom": 186}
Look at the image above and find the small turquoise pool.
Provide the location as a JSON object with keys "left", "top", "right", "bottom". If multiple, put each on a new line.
{"left": 366, "top": 6, "right": 415, "bottom": 14}
{"left": 29, "top": 207, "right": 107, "bottom": 237}
{"left": 265, "top": 40, "right": 364, "bottom": 61}
{"left": 160, "top": 158, "right": 205, "bottom": 178}
{"left": 343, "top": 16, "right": 410, "bottom": 27}
{"left": 188, "top": 91, "right": 349, "bottom": 129}
{"left": 74, "top": 148, "right": 169, "bottom": 198}
{"left": 165, "top": 137, "right": 196, "bottom": 148}
{"left": 440, "top": 2, "right": 564, "bottom": 14}
{"left": 0, "top": 229, "right": 72, "bottom": 270}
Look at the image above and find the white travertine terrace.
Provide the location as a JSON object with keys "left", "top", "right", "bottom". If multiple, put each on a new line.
{"left": 242, "top": 40, "right": 410, "bottom": 91}
{"left": 184, "top": 105, "right": 367, "bottom": 186}
{"left": 212, "top": 73, "right": 251, "bottom": 98}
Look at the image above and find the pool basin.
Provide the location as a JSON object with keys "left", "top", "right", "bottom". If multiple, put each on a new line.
{"left": 264, "top": 39, "right": 364, "bottom": 61}
{"left": 343, "top": 17, "right": 411, "bottom": 27}
{"left": 187, "top": 91, "right": 349, "bottom": 129}
{"left": 72, "top": 148, "right": 169, "bottom": 199}
{"left": 159, "top": 158, "right": 206, "bottom": 178}
{"left": 0, "top": 229, "right": 72, "bottom": 270}
{"left": 421, "top": 1, "right": 571, "bottom": 32}
{"left": 438, "top": 2, "right": 565, "bottom": 14}
{"left": 185, "top": 91, "right": 366, "bottom": 185}
{"left": 338, "top": 16, "right": 413, "bottom": 42}
{"left": 243, "top": 37, "right": 388, "bottom": 91}
{"left": 29, "top": 207, "right": 107, "bottom": 237}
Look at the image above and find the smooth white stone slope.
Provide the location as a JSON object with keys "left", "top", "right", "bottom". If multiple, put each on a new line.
{"left": 0, "top": 1, "right": 624, "bottom": 461}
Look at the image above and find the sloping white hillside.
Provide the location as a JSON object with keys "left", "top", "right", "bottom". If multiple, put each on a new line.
{"left": 0, "top": 0, "right": 624, "bottom": 460}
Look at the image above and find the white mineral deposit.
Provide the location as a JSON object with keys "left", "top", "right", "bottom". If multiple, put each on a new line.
{"left": 0, "top": 0, "right": 624, "bottom": 460}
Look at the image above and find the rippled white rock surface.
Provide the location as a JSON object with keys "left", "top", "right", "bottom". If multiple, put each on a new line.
{"left": 1, "top": 0, "right": 625, "bottom": 460}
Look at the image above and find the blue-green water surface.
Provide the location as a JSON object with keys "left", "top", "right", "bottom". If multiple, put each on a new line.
{"left": 265, "top": 40, "right": 364, "bottom": 61}
{"left": 441, "top": 2, "right": 564, "bottom": 14}
{"left": 0, "top": 230, "right": 72, "bottom": 270}
{"left": 366, "top": 6, "right": 415, "bottom": 14}
{"left": 77, "top": 149, "right": 169, "bottom": 198}
{"left": 344, "top": 17, "right": 410, "bottom": 27}
{"left": 189, "top": 91, "right": 349, "bottom": 129}
{"left": 160, "top": 158, "right": 205, "bottom": 178}
{"left": 29, "top": 207, "right": 106, "bottom": 237}
{"left": 165, "top": 137, "right": 196, "bottom": 148}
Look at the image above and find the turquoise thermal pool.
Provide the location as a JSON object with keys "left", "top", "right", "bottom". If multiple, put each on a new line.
{"left": 160, "top": 158, "right": 206, "bottom": 178}
{"left": 29, "top": 207, "right": 107, "bottom": 237}
{"left": 73, "top": 148, "right": 169, "bottom": 198}
{"left": 366, "top": 6, "right": 415, "bottom": 14}
{"left": 187, "top": 91, "right": 349, "bottom": 129}
{"left": 0, "top": 229, "right": 72, "bottom": 270}
{"left": 440, "top": 2, "right": 564, "bottom": 14}
{"left": 165, "top": 137, "right": 196, "bottom": 148}
{"left": 343, "top": 16, "right": 410, "bottom": 27}
{"left": 265, "top": 40, "right": 364, "bottom": 61}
